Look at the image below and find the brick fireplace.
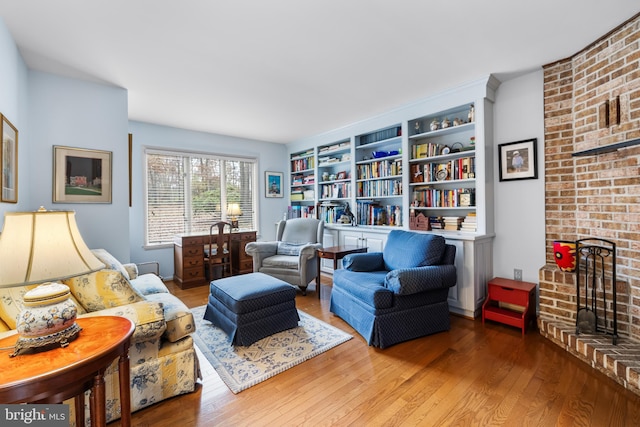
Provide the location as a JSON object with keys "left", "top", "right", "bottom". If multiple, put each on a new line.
{"left": 539, "top": 13, "right": 640, "bottom": 395}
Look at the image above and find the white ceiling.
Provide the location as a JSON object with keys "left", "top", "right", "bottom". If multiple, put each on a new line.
{"left": 1, "top": 1, "right": 639, "bottom": 143}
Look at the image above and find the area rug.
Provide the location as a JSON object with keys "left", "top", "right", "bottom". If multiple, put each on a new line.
{"left": 191, "top": 305, "right": 352, "bottom": 393}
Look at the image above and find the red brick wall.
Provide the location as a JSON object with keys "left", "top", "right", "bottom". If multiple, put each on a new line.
{"left": 541, "top": 14, "right": 640, "bottom": 340}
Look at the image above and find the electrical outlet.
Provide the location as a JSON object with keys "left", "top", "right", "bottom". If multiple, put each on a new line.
{"left": 514, "top": 269, "right": 523, "bottom": 281}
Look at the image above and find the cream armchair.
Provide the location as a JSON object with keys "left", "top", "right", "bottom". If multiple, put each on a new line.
{"left": 245, "top": 218, "right": 324, "bottom": 295}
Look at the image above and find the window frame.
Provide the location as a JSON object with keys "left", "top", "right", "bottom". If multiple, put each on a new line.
{"left": 143, "top": 147, "right": 258, "bottom": 248}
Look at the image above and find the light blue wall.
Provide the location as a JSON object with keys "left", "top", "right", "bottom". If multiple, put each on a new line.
{"left": 27, "top": 71, "right": 131, "bottom": 260}
{"left": 0, "top": 17, "right": 30, "bottom": 222}
{"left": 128, "top": 121, "right": 288, "bottom": 278}
{"left": 493, "top": 70, "right": 546, "bottom": 283}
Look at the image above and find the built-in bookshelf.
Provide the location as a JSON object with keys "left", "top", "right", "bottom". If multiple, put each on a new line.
{"left": 354, "top": 125, "right": 403, "bottom": 227}
{"left": 317, "top": 139, "right": 352, "bottom": 202}
{"left": 289, "top": 149, "right": 315, "bottom": 218}
{"left": 286, "top": 75, "right": 499, "bottom": 318}
{"left": 408, "top": 104, "right": 477, "bottom": 233}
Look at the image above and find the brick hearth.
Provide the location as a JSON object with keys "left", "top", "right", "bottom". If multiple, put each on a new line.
{"left": 540, "top": 12, "right": 640, "bottom": 396}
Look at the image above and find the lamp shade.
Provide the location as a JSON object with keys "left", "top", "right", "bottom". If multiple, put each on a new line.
{"left": 227, "top": 203, "right": 242, "bottom": 217}
{"left": 0, "top": 209, "right": 105, "bottom": 287}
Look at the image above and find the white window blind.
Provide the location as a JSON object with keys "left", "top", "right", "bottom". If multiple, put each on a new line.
{"left": 145, "top": 149, "right": 257, "bottom": 246}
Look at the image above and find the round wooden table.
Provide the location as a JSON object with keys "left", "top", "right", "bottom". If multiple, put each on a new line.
{"left": 0, "top": 316, "right": 134, "bottom": 427}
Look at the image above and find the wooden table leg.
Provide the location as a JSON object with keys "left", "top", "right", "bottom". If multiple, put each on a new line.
{"left": 119, "top": 350, "right": 132, "bottom": 427}
{"left": 90, "top": 371, "right": 106, "bottom": 427}
{"left": 75, "top": 394, "right": 85, "bottom": 427}
{"left": 317, "top": 251, "right": 322, "bottom": 299}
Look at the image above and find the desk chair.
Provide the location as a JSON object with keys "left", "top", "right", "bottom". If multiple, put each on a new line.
{"left": 204, "top": 221, "right": 233, "bottom": 281}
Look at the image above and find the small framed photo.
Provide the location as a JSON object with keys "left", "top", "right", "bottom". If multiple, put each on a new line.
{"left": 498, "top": 138, "right": 538, "bottom": 182}
{"left": 53, "top": 146, "right": 112, "bottom": 203}
{"left": 265, "top": 171, "right": 283, "bottom": 198}
{"left": 337, "top": 171, "right": 347, "bottom": 180}
{"left": 1, "top": 114, "right": 18, "bottom": 203}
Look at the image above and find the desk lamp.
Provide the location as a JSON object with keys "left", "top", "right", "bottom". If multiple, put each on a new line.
{"left": 227, "top": 203, "right": 242, "bottom": 229}
{"left": 0, "top": 208, "right": 105, "bottom": 356}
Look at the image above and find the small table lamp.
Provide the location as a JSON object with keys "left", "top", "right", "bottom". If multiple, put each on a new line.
{"left": 0, "top": 208, "right": 105, "bottom": 356}
{"left": 227, "top": 203, "right": 242, "bottom": 229}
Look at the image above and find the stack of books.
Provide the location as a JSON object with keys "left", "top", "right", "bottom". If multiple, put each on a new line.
{"left": 443, "top": 216, "right": 464, "bottom": 231}
{"left": 460, "top": 213, "right": 477, "bottom": 232}
{"left": 429, "top": 216, "right": 444, "bottom": 230}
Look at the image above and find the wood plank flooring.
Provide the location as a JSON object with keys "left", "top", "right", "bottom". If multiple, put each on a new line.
{"left": 110, "top": 276, "right": 640, "bottom": 426}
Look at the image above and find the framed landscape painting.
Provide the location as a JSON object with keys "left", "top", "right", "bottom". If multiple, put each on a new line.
{"left": 53, "top": 146, "right": 112, "bottom": 203}
{"left": 1, "top": 114, "right": 18, "bottom": 203}
{"left": 265, "top": 171, "right": 283, "bottom": 198}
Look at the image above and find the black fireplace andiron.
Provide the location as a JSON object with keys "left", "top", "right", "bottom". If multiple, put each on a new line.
{"left": 575, "top": 238, "right": 618, "bottom": 345}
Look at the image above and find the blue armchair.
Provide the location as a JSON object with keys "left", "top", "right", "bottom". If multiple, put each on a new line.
{"left": 330, "top": 230, "right": 457, "bottom": 348}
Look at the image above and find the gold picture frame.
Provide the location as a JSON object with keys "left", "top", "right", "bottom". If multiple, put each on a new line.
{"left": 1, "top": 114, "right": 18, "bottom": 203}
{"left": 53, "top": 146, "right": 112, "bottom": 203}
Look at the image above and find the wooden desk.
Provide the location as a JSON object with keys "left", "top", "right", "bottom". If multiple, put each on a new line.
{"left": 482, "top": 277, "right": 537, "bottom": 336}
{"left": 0, "top": 316, "right": 134, "bottom": 427}
{"left": 173, "top": 229, "right": 257, "bottom": 288}
{"left": 316, "top": 245, "right": 368, "bottom": 298}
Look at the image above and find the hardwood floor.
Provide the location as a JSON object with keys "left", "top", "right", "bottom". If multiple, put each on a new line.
{"left": 111, "top": 276, "right": 640, "bottom": 427}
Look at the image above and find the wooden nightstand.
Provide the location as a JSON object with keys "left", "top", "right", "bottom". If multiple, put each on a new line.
{"left": 482, "top": 277, "right": 537, "bottom": 336}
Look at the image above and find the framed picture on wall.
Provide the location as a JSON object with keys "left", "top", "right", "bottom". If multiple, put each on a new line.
{"left": 498, "top": 138, "right": 538, "bottom": 182}
{"left": 53, "top": 146, "right": 112, "bottom": 203}
{"left": 1, "top": 114, "right": 18, "bottom": 203}
{"left": 265, "top": 171, "right": 283, "bottom": 198}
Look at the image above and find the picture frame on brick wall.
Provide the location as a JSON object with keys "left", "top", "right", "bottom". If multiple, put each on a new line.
{"left": 498, "top": 138, "right": 538, "bottom": 182}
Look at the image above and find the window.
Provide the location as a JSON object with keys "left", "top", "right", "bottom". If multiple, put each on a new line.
{"left": 144, "top": 149, "right": 257, "bottom": 246}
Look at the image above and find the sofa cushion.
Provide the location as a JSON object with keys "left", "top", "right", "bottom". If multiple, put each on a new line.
{"left": 130, "top": 274, "right": 170, "bottom": 296}
{"left": 332, "top": 269, "right": 393, "bottom": 309}
{"left": 64, "top": 269, "right": 145, "bottom": 312}
{"left": 92, "top": 248, "right": 131, "bottom": 280}
{"left": 79, "top": 300, "right": 166, "bottom": 344}
{"left": 0, "top": 284, "right": 87, "bottom": 329}
{"left": 144, "top": 293, "right": 195, "bottom": 342}
{"left": 0, "top": 317, "right": 9, "bottom": 332}
{"left": 383, "top": 231, "right": 445, "bottom": 271}
{"left": 262, "top": 254, "right": 299, "bottom": 269}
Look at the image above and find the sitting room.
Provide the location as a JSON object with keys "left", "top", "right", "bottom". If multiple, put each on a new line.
{"left": 1, "top": 2, "right": 640, "bottom": 426}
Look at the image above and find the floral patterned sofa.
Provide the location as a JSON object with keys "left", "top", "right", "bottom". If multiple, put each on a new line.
{"left": 0, "top": 249, "right": 200, "bottom": 425}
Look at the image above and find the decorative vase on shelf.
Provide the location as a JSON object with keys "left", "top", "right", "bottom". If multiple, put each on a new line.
{"left": 553, "top": 240, "right": 577, "bottom": 272}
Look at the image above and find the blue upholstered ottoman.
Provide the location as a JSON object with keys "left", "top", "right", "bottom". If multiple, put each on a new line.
{"left": 203, "top": 272, "right": 299, "bottom": 346}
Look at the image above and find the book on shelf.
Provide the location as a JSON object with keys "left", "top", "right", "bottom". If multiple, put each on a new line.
{"left": 460, "top": 212, "right": 477, "bottom": 232}
{"left": 442, "top": 216, "right": 464, "bottom": 231}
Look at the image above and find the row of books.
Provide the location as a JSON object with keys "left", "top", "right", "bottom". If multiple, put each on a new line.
{"left": 359, "top": 126, "right": 402, "bottom": 145}
{"left": 317, "top": 203, "right": 347, "bottom": 224}
{"left": 410, "top": 157, "right": 475, "bottom": 183}
{"left": 426, "top": 213, "right": 476, "bottom": 232}
{"left": 356, "top": 202, "right": 402, "bottom": 226}
{"left": 290, "top": 189, "right": 314, "bottom": 201}
{"left": 356, "top": 159, "right": 402, "bottom": 180}
{"left": 318, "top": 152, "right": 350, "bottom": 165}
{"left": 412, "top": 142, "right": 473, "bottom": 159}
{"left": 291, "top": 174, "right": 315, "bottom": 185}
{"left": 357, "top": 179, "right": 402, "bottom": 198}
{"left": 320, "top": 183, "right": 350, "bottom": 199}
{"left": 319, "top": 141, "right": 350, "bottom": 153}
{"left": 291, "top": 156, "right": 315, "bottom": 172}
{"left": 287, "top": 205, "right": 315, "bottom": 219}
{"left": 411, "top": 188, "right": 475, "bottom": 208}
